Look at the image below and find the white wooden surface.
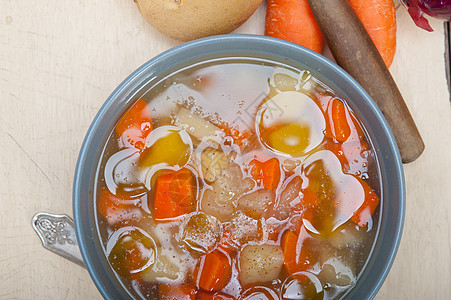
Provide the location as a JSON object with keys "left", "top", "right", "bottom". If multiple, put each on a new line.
{"left": 1, "top": 1, "right": 450, "bottom": 299}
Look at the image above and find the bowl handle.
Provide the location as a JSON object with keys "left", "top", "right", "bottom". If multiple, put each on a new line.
{"left": 32, "top": 212, "right": 86, "bottom": 269}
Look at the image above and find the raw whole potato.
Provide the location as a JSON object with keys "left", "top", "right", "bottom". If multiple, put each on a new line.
{"left": 239, "top": 244, "right": 284, "bottom": 286}
{"left": 134, "top": 0, "right": 263, "bottom": 41}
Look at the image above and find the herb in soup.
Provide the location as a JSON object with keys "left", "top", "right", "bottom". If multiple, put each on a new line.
{"left": 95, "top": 60, "right": 380, "bottom": 299}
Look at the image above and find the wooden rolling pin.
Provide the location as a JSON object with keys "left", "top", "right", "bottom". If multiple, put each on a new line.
{"left": 306, "top": 0, "right": 424, "bottom": 163}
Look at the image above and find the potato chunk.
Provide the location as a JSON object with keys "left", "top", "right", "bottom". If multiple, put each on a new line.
{"left": 175, "top": 107, "right": 222, "bottom": 140}
{"left": 201, "top": 147, "right": 228, "bottom": 183}
{"left": 237, "top": 189, "right": 275, "bottom": 219}
{"left": 180, "top": 213, "right": 222, "bottom": 254}
{"left": 239, "top": 244, "right": 284, "bottom": 286}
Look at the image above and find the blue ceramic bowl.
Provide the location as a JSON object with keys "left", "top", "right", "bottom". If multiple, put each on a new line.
{"left": 73, "top": 34, "right": 405, "bottom": 299}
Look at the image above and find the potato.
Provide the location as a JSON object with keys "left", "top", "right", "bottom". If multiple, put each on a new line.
{"left": 175, "top": 107, "right": 222, "bottom": 141}
{"left": 239, "top": 244, "right": 284, "bottom": 286}
{"left": 135, "top": 0, "right": 263, "bottom": 41}
{"left": 237, "top": 189, "right": 275, "bottom": 219}
{"left": 200, "top": 147, "right": 228, "bottom": 183}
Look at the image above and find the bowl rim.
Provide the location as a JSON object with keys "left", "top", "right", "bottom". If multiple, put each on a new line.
{"left": 73, "top": 34, "right": 405, "bottom": 300}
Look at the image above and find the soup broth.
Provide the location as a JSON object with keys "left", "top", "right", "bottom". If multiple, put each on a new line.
{"left": 95, "top": 59, "right": 380, "bottom": 300}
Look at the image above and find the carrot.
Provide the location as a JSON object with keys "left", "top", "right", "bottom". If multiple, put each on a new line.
{"left": 330, "top": 99, "right": 351, "bottom": 142}
{"left": 97, "top": 188, "right": 138, "bottom": 226}
{"left": 281, "top": 230, "right": 301, "bottom": 275}
{"left": 159, "top": 283, "right": 196, "bottom": 300}
{"left": 265, "top": 0, "right": 323, "bottom": 53}
{"left": 116, "top": 99, "right": 152, "bottom": 150}
{"left": 153, "top": 168, "right": 196, "bottom": 222}
{"left": 281, "top": 228, "right": 317, "bottom": 276}
{"left": 249, "top": 158, "right": 281, "bottom": 191}
{"left": 351, "top": 177, "right": 380, "bottom": 227}
{"left": 196, "top": 250, "right": 232, "bottom": 292}
{"left": 348, "top": 0, "right": 397, "bottom": 68}
{"left": 265, "top": 0, "right": 396, "bottom": 67}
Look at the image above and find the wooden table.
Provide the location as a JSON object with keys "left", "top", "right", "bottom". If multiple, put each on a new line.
{"left": 1, "top": 1, "right": 450, "bottom": 299}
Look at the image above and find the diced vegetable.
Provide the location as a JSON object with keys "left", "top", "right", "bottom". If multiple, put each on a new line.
{"left": 97, "top": 188, "right": 140, "bottom": 226}
{"left": 196, "top": 250, "right": 232, "bottom": 292}
{"left": 153, "top": 168, "right": 196, "bottom": 222}
{"left": 175, "top": 107, "right": 222, "bottom": 140}
{"left": 116, "top": 99, "right": 152, "bottom": 150}
{"left": 281, "top": 229, "right": 316, "bottom": 275}
{"left": 159, "top": 283, "right": 196, "bottom": 300}
{"left": 201, "top": 162, "right": 254, "bottom": 222}
{"left": 108, "top": 229, "right": 156, "bottom": 281}
{"left": 140, "top": 126, "right": 192, "bottom": 168}
{"left": 239, "top": 244, "right": 284, "bottom": 286}
{"left": 141, "top": 247, "right": 185, "bottom": 282}
{"left": 181, "top": 213, "right": 222, "bottom": 254}
{"left": 350, "top": 177, "right": 380, "bottom": 227}
{"left": 221, "top": 212, "right": 267, "bottom": 249}
{"left": 329, "top": 99, "right": 351, "bottom": 142}
{"left": 201, "top": 147, "right": 228, "bottom": 183}
{"left": 237, "top": 189, "right": 275, "bottom": 219}
{"left": 249, "top": 158, "right": 281, "bottom": 191}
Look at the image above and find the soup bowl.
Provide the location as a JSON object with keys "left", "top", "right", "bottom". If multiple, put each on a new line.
{"left": 46, "top": 35, "right": 404, "bottom": 299}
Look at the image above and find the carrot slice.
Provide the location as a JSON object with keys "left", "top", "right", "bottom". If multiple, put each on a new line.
{"left": 348, "top": 0, "right": 397, "bottom": 68}
{"left": 281, "top": 228, "right": 316, "bottom": 276}
{"left": 159, "top": 283, "right": 196, "bottom": 300}
{"left": 351, "top": 177, "right": 380, "bottom": 227}
{"left": 265, "top": 0, "right": 324, "bottom": 53}
{"left": 249, "top": 158, "right": 281, "bottom": 191}
{"left": 330, "top": 99, "right": 351, "bottom": 142}
{"left": 97, "top": 188, "right": 137, "bottom": 226}
{"left": 153, "top": 168, "right": 195, "bottom": 222}
{"left": 196, "top": 250, "right": 232, "bottom": 292}
{"left": 281, "top": 230, "right": 301, "bottom": 276}
{"left": 116, "top": 99, "right": 152, "bottom": 150}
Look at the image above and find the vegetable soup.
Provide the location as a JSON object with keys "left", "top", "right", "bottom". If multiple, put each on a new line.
{"left": 95, "top": 59, "right": 380, "bottom": 299}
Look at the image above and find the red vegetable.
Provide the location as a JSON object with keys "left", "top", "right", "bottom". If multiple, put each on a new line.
{"left": 153, "top": 168, "right": 196, "bottom": 222}
{"left": 265, "top": 0, "right": 397, "bottom": 67}
{"left": 281, "top": 228, "right": 316, "bottom": 275}
{"left": 348, "top": 0, "right": 397, "bottom": 67}
{"left": 265, "top": 0, "right": 324, "bottom": 53}
{"left": 116, "top": 99, "right": 152, "bottom": 150}
{"left": 195, "top": 250, "right": 232, "bottom": 292}
{"left": 401, "top": 0, "right": 451, "bottom": 31}
{"left": 97, "top": 188, "right": 138, "bottom": 226}
{"left": 351, "top": 177, "right": 380, "bottom": 227}
{"left": 159, "top": 284, "right": 196, "bottom": 300}
{"left": 249, "top": 158, "right": 281, "bottom": 191}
